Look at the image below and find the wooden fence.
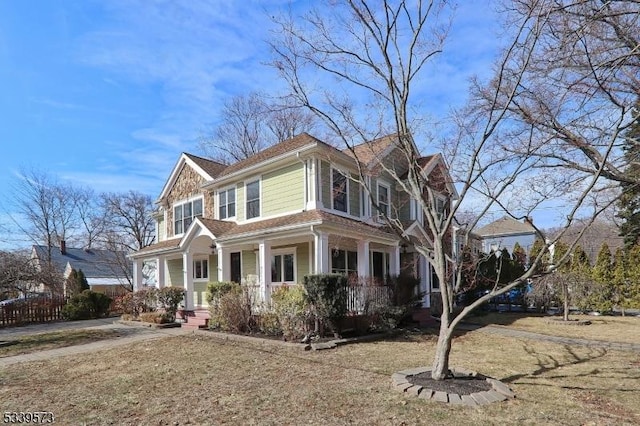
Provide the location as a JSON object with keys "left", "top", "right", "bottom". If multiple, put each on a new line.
{"left": 0, "top": 297, "right": 66, "bottom": 328}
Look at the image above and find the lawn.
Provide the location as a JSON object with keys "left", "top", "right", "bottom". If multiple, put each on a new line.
{"left": 0, "top": 329, "right": 126, "bottom": 358}
{"left": 0, "top": 328, "right": 638, "bottom": 425}
{"left": 466, "top": 312, "right": 640, "bottom": 344}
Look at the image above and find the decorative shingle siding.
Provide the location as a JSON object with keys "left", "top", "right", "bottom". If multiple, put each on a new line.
{"left": 262, "top": 163, "right": 305, "bottom": 217}
{"left": 164, "top": 164, "right": 214, "bottom": 237}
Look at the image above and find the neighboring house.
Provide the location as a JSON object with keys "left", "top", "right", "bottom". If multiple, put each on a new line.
{"left": 131, "top": 133, "right": 457, "bottom": 311}
{"left": 474, "top": 216, "right": 537, "bottom": 255}
{"left": 32, "top": 241, "right": 132, "bottom": 297}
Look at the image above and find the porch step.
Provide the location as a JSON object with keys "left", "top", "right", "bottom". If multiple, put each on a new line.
{"left": 179, "top": 309, "right": 210, "bottom": 329}
{"left": 412, "top": 308, "right": 437, "bottom": 327}
{"left": 181, "top": 322, "right": 206, "bottom": 330}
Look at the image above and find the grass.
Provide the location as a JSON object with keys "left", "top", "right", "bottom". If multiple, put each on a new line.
{"left": 466, "top": 312, "right": 640, "bottom": 344}
{"left": 0, "top": 328, "right": 639, "bottom": 425}
{"left": 0, "top": 329, "right": 127, "bottom": 357}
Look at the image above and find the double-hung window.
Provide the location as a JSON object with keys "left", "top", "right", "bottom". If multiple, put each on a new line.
{"left": 218, "top": 187, "right": 236, "bottom": 219}
{"left": 271, "top": 252, "right": 295, "bottom": 283}
{"left": 246, "top": 180, "right": 260, "bottom": 219}
{"left": 174, "top": 198, "right": 203, "bottom": 235}
{"left": 193, "top": 259, "right": 208, "bottom": 280}
{"left": 377, "top": 183, "right": 389, "bottom": 218}
{"left": 331, "top": 250, "right": 358, "bottom": 276}
{"left": 332, "top": 169, "right": 348, "bottom": 213}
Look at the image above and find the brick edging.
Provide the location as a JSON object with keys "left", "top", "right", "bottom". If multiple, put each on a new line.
{"left": 391, "top": 367, "right": 516, "bottom": 406}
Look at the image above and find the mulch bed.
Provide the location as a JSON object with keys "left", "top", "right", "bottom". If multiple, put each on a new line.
{"left": 409, "top": 372, "right": 493, "bottom": 394}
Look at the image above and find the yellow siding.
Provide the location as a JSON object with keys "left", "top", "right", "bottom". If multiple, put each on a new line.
{"left": 242, "top": 250, "right": 257, "bottom": 279}
{"left": 262, "top": 163, "right": 304, "bottom": 216}
{"left": 208, "top": 254, "right": 218, "bottom": 283}
{"left": 296, "top": 242, "right": 310, "bottom": 282}
{"left": 194, "top": 281, "right": 208, "bottom": 307}
{"left": 167, "top": 259, "right": 183, "bottom": 287}
{"left": 157, "top": 218, "right": 166, "bottom": 242}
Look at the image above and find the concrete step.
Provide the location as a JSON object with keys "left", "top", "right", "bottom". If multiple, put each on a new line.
{"left": 186, "top": 316, "right": 209, "bottom": 327}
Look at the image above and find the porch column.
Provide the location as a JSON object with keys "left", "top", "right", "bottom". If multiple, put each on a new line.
{"left": 217, "top": 247, "right": 230, "bottom": 282}
{"left": 314, "top": 231, "right": 329, "bottom": 273}
{"left": 156, "top": 257, "right": 166, "bottom": 289}
{"left": 357, "top": 240, "right": 370, "bottom": 279}
{"left": 133, "top": 260, "right": 143, "bottom": 291}
{"left": 183, "top": 251, "right": 194, "bottom": 310}
{"left": 390, "top": 245, "right": 400, "bottom": 277}
{"left": 258, "top": 240, "right": 272, "bottom": 304}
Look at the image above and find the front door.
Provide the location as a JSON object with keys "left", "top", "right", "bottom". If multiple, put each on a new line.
{"left": 230, "top": 252, "right": 241, "bottom": 284}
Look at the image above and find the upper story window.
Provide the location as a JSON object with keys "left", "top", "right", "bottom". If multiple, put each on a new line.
{"left": 246, "top": 179, "right": 260, "bottom": 219}
{"left": 218, "top": 187, "right": 236, "bottom": 220}
{"left": 174, "top": 197, "right": 203, "bottom": 235}
{"left": 377, "top": 183, "right": 389, "bottom": 218}
{"left": 332, "top": 169, "right": 348, "bottom": 213}
{"left": 434, "top": 197, "right": 446, "bottom": 220}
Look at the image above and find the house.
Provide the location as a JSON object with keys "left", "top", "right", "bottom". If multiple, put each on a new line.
{"left": 474, "top": 216, "right": 537, "bottom": 256}
{"left": 131, "top": 133, "right": 456, "bottom": 313}
{"left": 32, "top": 241, "right": 132, "bottom": 297}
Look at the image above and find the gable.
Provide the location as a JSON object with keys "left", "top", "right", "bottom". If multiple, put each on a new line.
{"left": 157, "top": 153, "right": 223, "bottom": 203}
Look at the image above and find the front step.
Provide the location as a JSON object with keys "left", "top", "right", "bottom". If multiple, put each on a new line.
{"left": 412, "top": 308, "right": 437, "bottom": 327}
{"left": 179, "top": 309, "right": 210, "bottom": 330}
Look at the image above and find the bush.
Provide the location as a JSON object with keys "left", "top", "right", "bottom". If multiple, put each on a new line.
{"left": 271, "top": 285, "right": 310, "bottom": 341}
{"left": 113, "top": 287, "right": 159, "bottom": 318}
{"left": 256, "top": 311, "right": 280, "bottom": 336}
{"left": 303, "top": 274, "right": 348, "bottom": 337}
{"left": 157, "top": 287, "right": 185, "bottom": 321}
{"left": 62, "top": 290, "right": 112, "bottom": 321}
{"left": 207, "top": 282, "right": 254, "bottom": 332}
{"left": 139, "top": 311, "right": 160, "bottom": 323}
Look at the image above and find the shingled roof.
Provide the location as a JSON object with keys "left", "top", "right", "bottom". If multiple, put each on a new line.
{"left": 184, "top": 153, "right": 227, "bottom": 179}
{"left": 474, "top": 216, "right": 536, "bottom": 237}
{"left": 32, "top": 245, "right": 131, "bottom": 278}
{"left": 343, "top": 134, "right": 397, "bottom": 166}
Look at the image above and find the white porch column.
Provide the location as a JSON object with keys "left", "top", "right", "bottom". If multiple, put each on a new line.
{"left": 357, "top": 240, "right": 370, "bottom": 279}
{"left": 217, "top": 247, "right": 230, "bottom": 282}
{"left": 183, "top": 251, "right": 194, "bottom": 310}
{"left": 156, "top": 257, "right": 166, "bottom": 289}
{"left": 258, "top": 240, "right": 272, "bottom": 304}
{"left": 133, "top": 260, "right": 143, "bottom": 291}
{"left": 389, "top": 245, "right": 401, "bottom": 277}
{"left": 313, "top": 231, "right": 329, "bottom": 273}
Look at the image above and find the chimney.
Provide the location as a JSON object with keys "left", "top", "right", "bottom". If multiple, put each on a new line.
{"left": 60, "top": 240, "right": 66, "bottom": 255}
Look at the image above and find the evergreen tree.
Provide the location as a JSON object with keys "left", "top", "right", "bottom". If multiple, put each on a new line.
{"left": 587, "top": 243, "right": 614, "bottom": 313}
{"left": 66, "top": 268, "right": 90, "bottom": 297}
{"left": 621, "top": 245, "right": 640, "bottom": 314}
{"left": 512, "top": 242, "right": 527, "bottom": 276}
{"left": 617, "top": 100, "right": 640, "bottom": 248}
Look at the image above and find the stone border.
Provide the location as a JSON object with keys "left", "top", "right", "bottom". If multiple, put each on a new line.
{"left": 391, "top": 367, "right": 515, "bottom": 406}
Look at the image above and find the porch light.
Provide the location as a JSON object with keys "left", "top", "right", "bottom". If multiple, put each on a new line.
{"left": 209, "top": 242, "right": 217, "bottom": 253}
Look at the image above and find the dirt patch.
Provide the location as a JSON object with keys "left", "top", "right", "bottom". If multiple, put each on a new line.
{"left": 409, "top": 372, "right": 492, "bottom": 394}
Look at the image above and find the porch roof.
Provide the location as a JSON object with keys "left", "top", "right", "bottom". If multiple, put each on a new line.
{"left": 131, "top": 238, "right": 181, "bottom": 257}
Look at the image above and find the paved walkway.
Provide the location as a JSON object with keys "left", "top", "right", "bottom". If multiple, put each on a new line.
{"left": 458, "top": 323, "right": 640, "bottom": 352}
{"left": 1, "top": 320, "right": 638, "bottom": 368}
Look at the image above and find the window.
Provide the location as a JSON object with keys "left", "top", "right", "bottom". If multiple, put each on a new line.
{"left": 332, "top": 169, "right": 348, "bottom": 213}
{"left": 230, "top": 252, "right": 241, "bottom": 284}
{"left": 371, "top": 251, "right": 389, "bottom": 283}
{"left": 377, "top": 183, "right": 389, "bottom": 217}
{"left": 272, "top": 253, "right": 295, "bottom": 283}
{"left": 174, "top": 198, "right": 203, "bottom": 235}
{"left": 331, "top": 250, "right": 358, "bottom": 275}
{"left": 431, "top": 264, "right": 440, "bottom": 289}
{"left": 435, "top": 197, "right": 446, "bottom": 220}
{"left": 246, "top": 180, "right": 260, "bottom": 219}
{"left": 193, "top": 259, "right": 208, "bottom": 280}
{"left": 218, "top": 187, "right": 236, "bottom": 219}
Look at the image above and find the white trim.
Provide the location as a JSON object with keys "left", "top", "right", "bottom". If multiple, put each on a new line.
{"left": 271, "top": 247, "right": 297, "bottom": 285}
{"left": 193, "top": 257, "right": 209, "bottom": 281}
{"left": 244, "top": 177, "right": 262, "bottom": 221}
{"left": 376, "top": 179, "right": 391, "bottom": 221}
{"left": 172, "top": 195, "right": 204, "bottom": 237}
{"left": 217, "top": 185, "right": 237, "bottom": 220}
{"left": 157, "top": 154, "right": 217, "bottom": 202}
{"left": 330, "top": 167, "right": 350, "bottom": 214}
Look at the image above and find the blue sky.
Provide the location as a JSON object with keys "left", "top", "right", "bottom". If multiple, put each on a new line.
{"left": 0, "top": 0, "right": 506, "bottom": 248}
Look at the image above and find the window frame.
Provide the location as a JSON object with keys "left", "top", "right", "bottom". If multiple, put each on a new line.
{"left": 245, "top": 178, "right": 261, "bottom": 220}
{"left": 218, "top": 186, "right": 237, "bottom": 220}
{"left": 331, "top": 249, "right": 358, "bottom": 276}
{"left": 331, "top": 168, "right": 349, "bottom": 214}
{"left": 173, "top": 196, "right": 204, "bottom": 236}
{"left": 193, "top": 258, "right": 209, "bottom": 281}
{"left": 377, "top": 181, "right": 390, "bottom": 219}
{"left": 271, "top": 248, "right": 296, "bottom": 284}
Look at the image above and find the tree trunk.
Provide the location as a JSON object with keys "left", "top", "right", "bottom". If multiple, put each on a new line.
{"left": 562, "top": 284, "right": 569, "bottom": 321}
{"left": 431, "top": 320, "right": 452, "bottom": 380}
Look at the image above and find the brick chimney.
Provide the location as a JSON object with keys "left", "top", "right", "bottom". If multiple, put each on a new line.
{"left": 60, "top": 240, "right": 66, "bottom": 255}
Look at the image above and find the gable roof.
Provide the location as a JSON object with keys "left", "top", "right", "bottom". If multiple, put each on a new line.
{"left": 157, "top": 153, "right": 227, "bottom": 202}
{"left": 343, "top": 134, "right": 398, "bottom": 167}
{"left": 32, "top": 245, "right": 130, "bottom": 278}
{"left": 475, "top": 216, "right": 536, "bottom": 238}
{"left": 217, "top": 133, "right": 335, "bottom": 178}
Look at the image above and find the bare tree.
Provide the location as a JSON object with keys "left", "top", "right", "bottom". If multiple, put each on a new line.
{"left": 198, "top": 92, "right": 317, "bottom": 163}
{"left": 76, "top": 186, "right": 107, "bottom": 249}
{"left": 270, "top": 0, "right": 622, "bottom": 380}
{"left": 0, "top": 249, "right": 63, "bottom": 298}
{"left": 8, "top": 168, "right": 81, "bottom": 261}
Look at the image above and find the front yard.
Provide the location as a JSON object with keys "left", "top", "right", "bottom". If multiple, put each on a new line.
{"left": 0, "top": 327, "right": 638, "bottom": 425}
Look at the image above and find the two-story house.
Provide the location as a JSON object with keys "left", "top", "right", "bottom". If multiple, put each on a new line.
{"left": 130, "top": 133, "right": 456, "bottom": 312}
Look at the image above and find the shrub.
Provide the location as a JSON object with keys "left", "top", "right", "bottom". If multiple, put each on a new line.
{"left": 157, "top": 287, "right": 185, "bottom": 321}
{"left": 271, "top": 285, "right": 310, "bottom": 341}
{"left": 207, "top": 282, "right": 254, "bottom": 332}
{"left": 113, "top": 287, "right": 159, "bottom": 318}
{"left": 62, "top": 290, "right": 112, "bottom": 321}
{"left": 303, "top": 274, "right": 348, "bottom": 337}
{"left": 256, "top": 311, "right": 280, "bottom": 336}
{"left": 139, "top": 311, "right": 160, "bottom": 323}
